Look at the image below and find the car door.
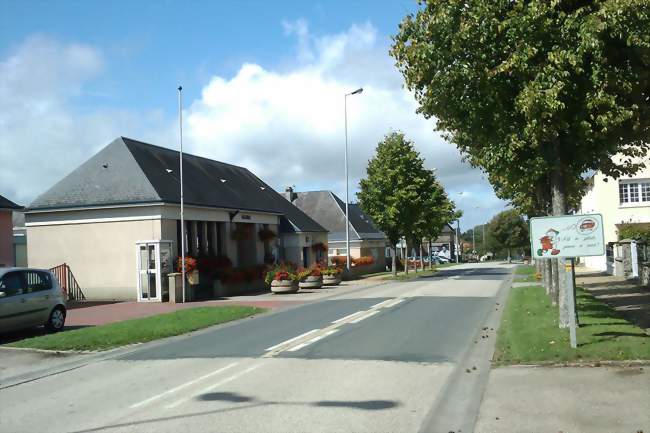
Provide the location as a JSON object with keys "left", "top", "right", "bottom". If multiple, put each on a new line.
{"left": 0, "top": 271, "right": 29, "bottom": 332}
{"left": 21, "top": 270, "right": 55, "bottom": 326}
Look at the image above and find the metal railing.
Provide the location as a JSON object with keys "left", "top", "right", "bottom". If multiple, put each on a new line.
{"left": 50, "top": 263, "right": 86, "bottom": 301}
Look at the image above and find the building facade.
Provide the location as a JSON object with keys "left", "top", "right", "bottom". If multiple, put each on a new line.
{"left": 0, "top": 195, "right": 22, "bottom": 267}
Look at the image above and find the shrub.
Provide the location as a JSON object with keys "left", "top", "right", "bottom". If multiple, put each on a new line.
{"left": 618, "top": 224, "right": 650, "bottom": 244}
{"left": 264, "top": 262, "right": 298, "bottom": 285}
{"left": 331, "top": 256, "right": 347, "bottom": 266}
{"left": 177, "top": 256, "right": 197, "bottom": 273}
{"left": 352, "top": 256, "right": 374, "bottom": 266}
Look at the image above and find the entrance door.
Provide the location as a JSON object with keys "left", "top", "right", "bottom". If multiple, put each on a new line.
{"left": 137, "top": 243, "right": 159, "bottom": 302}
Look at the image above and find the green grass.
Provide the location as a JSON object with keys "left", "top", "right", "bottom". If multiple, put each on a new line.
{"left": 494, "top": 285, "right": 650, "bottom": 364}
{"left": 382, "top": 263, "right": 457, "bottom": 281}
{"left": 7, "top": 306, "right": 266, "bottom": 352}
{"left": 515, "top": 265, "right": 538, "bottom": 282}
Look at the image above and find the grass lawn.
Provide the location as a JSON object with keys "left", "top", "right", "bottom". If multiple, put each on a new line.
{"left": 382, "top": 263, "right": 457, "bottom": 281}
{"left": 514, "top": 264, "right": 538, "bottom": 282}
{"left": 494, "top": 285, "right": 650, "bottom": 364}
{"left": 7, "top": 306, "right": 266, "bottom": 352}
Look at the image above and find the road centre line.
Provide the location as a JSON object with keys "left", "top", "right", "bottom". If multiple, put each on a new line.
{"left": 381, "top": 298, "right": 404, "bottom": 309}
{"left": 265, "top": 329, "right": 321, "bottom": 351}
{"left": 165, "top": 364, "right": 262, "bottom": 409}
{"left": 349, "top": 310, "right": 380, "bottom": 324}
{"left": 331, "top": 311, "right": 366, "bottom": 324}
{"left": 287, "top": 330, "right": 339, "bottom": 352}
{"left": 129, "top": 362, "right": 238, "bottom": 409}
{"left": 370, "top": 299, "right": 395, "bottom": 309}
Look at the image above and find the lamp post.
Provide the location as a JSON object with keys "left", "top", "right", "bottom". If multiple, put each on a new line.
{"left": 344, "top": 87, "right": 363, "bottom": 271}
{"left": 178, "top": 86, "right": 186, "bottom": 303}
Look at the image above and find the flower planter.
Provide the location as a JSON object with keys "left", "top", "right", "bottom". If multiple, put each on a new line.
{"left": 322, "top": 275, "right": 341, "bottom": 286}
{"left": 299, "top": 275, "right": 323, "bottom": 289}
{"left": 186, "top": 270, "right": 200, "bottom": 286}
{"left": 270, "top": 279, "right": 299, "bottom": 294}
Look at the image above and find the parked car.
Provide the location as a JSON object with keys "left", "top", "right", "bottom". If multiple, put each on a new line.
{"left": 0, "top": 268, "right": 67, "bottom": 333}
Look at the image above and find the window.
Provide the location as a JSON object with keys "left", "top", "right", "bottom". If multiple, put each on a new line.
{"left": 619, "top": 180, "right": 650, "bottom": 205}
{"left": 23, "top": 271, "right": 52, "bottom": 293}
{"left": 0, "top": 272, "right": 25, "bottom": 297}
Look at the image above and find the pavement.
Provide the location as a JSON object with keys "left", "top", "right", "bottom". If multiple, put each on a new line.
{"left": 1, "top": 262, "right": 648, "bottom": 432}
{"left": 0, "top": 263, "right": 509, "bottom": 433}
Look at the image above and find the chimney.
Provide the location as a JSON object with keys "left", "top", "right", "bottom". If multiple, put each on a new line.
{"left": 283, "top": 186, "right": 297, "bottom": 202}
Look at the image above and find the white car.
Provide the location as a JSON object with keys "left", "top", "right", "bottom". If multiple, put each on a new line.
{"left": 0, "top": 268, "right": 67, "bottom": 333}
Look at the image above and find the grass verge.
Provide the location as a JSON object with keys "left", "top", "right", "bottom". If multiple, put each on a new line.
{"left": 514, "top": 264, "right": 538, "bottom": 282}
{"left": 6, "top": 306, "right": 266, "bottom": 352}
{"left": 494, "top": 285, "right": 650, "bottom": 364}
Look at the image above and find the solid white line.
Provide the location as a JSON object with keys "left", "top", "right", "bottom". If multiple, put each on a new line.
{"left": 265, "top": 329, "right": 320, "bottom": 351}
{"left": 331, "top": 311, "right": 365, "bottom": 324}
{"left": 380, "top": 298, "right": 404, "bottom": 309}
{"left": 165, "top": 364, "right": 262, "bottom": 409}
{"left": 287, "top": 330, "right": 338, "bottom": 352}
{"left": 129, "top": 362, "right": 238, "bottom": 409}
{"left": 349, "top": 310, "right": 380, "bottom": 324}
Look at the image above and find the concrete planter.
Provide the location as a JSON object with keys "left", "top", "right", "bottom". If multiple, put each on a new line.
{"left": 299, "top": 275, "right": 323, "bottom": 289}
{"left": 322, "top": 275, "right": 341, "bottom": 286}
{"left": 270, "top": 279, "right": 299, "bottom": 294}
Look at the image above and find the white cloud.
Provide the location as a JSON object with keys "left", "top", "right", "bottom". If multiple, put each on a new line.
{"left": 1, "top": 24, "right": 506, "bottom": 228}
{"left": 184, "top": 21, "right": 506, "bottom": 227}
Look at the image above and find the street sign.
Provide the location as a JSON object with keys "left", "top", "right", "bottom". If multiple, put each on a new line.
{"left": 529, "top": 214, "right": 605, "bottom": 259}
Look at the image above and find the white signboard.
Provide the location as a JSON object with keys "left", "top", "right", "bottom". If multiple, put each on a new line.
{"left": 530, "top": 214, "right": 605, "bottom": 259}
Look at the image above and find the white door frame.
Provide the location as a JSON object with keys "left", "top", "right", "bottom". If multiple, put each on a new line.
{"left": 135, "top": 240, "right": 173, "bottom": 302}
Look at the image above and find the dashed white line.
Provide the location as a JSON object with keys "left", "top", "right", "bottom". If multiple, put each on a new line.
{"left": 331, "top": 311, "right": 366, "bottom": 324}
{"left": 381, "top": 298, "right": 404, "bottom": 309}
{"left": 165, "top": 364, "right": 262, "bottom": 409}
{"left": 265, "top": 329, "right": 320, "bottom": 351}
{"left": 129, "top": 362, "right": 238, "bottom": 409}
{"left": 287, "top": 330, "right": 339, "bottom": 352}
{"left": 349, "top": 310, "right": 380, "bottom": 324}
{"left": 370, "top": 299, "right": 395, "bottom": 309}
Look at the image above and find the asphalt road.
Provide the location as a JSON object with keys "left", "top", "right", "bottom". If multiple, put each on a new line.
{"left": 0, "top": 263, "right": 513, "bottom": 433}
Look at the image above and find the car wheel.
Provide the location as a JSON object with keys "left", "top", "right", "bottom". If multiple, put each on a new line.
{"left": 46, "top": 306, "right": 66, "bottom": 332}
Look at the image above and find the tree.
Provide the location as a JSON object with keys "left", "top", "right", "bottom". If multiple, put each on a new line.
{"left": 392, "top": 0, "right": 650, "bottom": 325}
{"left": 487, "top": 210, "right": 530, "bottom": 263}
{"left": 358, "top": 132, "right": 455, "bottom": 275}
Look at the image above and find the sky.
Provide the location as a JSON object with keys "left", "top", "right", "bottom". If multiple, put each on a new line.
{"left": 0, "top": 0, "right": 507, "bottom": 230}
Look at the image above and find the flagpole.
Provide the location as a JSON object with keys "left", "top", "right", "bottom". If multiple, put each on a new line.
{"left": 178, "top": 86, "right": 186, "bottom": 303}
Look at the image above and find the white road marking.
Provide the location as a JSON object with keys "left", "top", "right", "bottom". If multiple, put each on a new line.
{"left": 129, "top": 362, "right": 238, "bottom": 409}
{"left": 370, "top": 299, "right": 395, "bottom": 309}
{"left": 165, "top": 364, "right": 262, "bottom": 409}
{"left": 381, "top": 298, "right": 404, "bottom": 308}
{"left": 349, "top": 310, "right": 380, "bottom": 324}
{"left": 331, "top": 311, "right": 366, "bottom": 324}
{"left": 265, "top": 329, "right": 320, "bottom": 351}
{"left": 287, "top": 330, "right": 339, "bottom": 352}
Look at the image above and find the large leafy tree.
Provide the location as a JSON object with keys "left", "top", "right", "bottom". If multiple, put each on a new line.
{"left": 488, "top": 210, "right": 530, "bottom": 262}
{"left": 358, "top": 132, "right": 455, "bottom": 275}
{"left": 392, "top": 0, "right": 650, "bottom": 325}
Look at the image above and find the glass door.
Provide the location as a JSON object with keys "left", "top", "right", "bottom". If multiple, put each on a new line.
{"left": 137, "top": 243, "right": 159, "bottom": 302}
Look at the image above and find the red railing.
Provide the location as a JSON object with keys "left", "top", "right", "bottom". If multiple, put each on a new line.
{"left": 50, "top": 263, "right": 86, "bottom": 301}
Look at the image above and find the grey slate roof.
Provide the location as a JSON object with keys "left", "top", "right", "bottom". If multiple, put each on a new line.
{"left": 29, "top": 137, "right": 326, "bottom": 233}
{"left": 289, "top": 191, "right": 386, "bottom": 242}
{"left": 0, "top": 194, "right": 21, "bottom": 210}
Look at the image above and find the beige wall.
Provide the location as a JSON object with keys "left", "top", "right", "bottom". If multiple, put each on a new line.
{"left": 0, "top": 211, "right": 13, "bottom": 267}
{"left": 580, "top": 155, "right": 650, "bottom": 271}
{"left": 27, "top": 218, "right": 161, "bottom": 300}
{"left": 281, "top": 232, "right": 328, "bottom": 267}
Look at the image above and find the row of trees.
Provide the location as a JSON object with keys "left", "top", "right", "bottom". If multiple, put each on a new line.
{"left": 358, "top": 132, "right": 458, "bottom": 276}
{"left": 462, "top": 210, "right": 530, "bottom": 262}
{"left": 392, "top": 1, "right": 650, "bottom": 328}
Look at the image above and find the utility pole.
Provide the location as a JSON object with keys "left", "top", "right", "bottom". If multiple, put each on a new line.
{"left": 178, "top": 86, "right": 186, "bottom": 303}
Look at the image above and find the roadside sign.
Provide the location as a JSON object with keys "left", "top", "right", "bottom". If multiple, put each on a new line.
{"left": 529, "top": 214, "right": 605, "bottom": 259}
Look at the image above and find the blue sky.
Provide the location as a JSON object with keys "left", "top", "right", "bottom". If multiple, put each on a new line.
{"left": 0, "top": 0, "right": 505, "bottom": 230}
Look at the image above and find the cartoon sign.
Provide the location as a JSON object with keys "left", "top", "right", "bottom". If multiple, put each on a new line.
{"left": 530, "top": 214, "right": 605, "bottom": 258}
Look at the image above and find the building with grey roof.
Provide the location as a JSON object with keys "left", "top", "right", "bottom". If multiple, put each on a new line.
{"left": 283, "top": 189, "right": 388, "bottom": 272}
{"left": 26, "top": 137, "right": 327, "bottom": 301}
{"left": 0, "top": 194, "right": 22, "bottom": 267}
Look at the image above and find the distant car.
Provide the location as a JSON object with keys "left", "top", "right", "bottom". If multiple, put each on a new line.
{"left": 0, "top": 268, "right": 67, "bottom": 333}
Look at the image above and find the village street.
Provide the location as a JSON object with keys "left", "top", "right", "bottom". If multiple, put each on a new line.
{"left": 0, "top": 263, "right": 511, "bottom": 433}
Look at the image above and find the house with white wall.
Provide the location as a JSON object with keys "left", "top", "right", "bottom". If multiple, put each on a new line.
{"left": 579, "top": 155, "right": 650, "bottom": 273}
{"left": 26, "top": 137, "right": 327, "bottom": 301}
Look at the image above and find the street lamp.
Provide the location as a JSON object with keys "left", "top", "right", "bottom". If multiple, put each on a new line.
{"left": 178, "top": 86, "right": 186, "bottom": 303}
{"left": 344, "top": 87, "right": 363, "bottom": 271}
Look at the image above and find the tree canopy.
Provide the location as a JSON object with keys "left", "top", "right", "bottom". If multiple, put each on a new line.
{"left": 391, "top": 0, "right": 650, "bottom": 214}
{"left": 487, "top": 209, "right": 530, "bottom": 260}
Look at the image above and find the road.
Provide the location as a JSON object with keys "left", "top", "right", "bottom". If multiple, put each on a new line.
{"left": 0, "top": 262, "right": 514, "bottom": 433}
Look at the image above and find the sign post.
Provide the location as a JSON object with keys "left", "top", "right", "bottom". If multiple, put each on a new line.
{"left": 529, "top": 214, "right": 605, "bottom": 349}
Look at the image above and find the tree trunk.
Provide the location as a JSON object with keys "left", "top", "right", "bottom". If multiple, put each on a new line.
{"left": 391, "top": 244, "right": 397, "bottom": 277}
{"left": 507, "top": 249, "right": 511, "bottom": 263}
{"left": 420, "top": 243, "right": 424, "bottom": 271}
{"left": 551, "top": 167, "right": 571, "bottom": 328}
{"left": 551, "top": 258, "right": 560, "bottom": 306}
{"left": 544, "top": 259, "right": 553, "bottom": 299}
{"left": 429, "top": 239, "right": 433, "bottom": 270}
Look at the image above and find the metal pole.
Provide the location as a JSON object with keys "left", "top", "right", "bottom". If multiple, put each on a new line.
{"left": 178, "top": 86, "right": 186, "bottom": 303}
{"left": 472, "top": 227, "right": 475, "bottom": 254}
{"left": 456, "top": 220, "right": 460, "bottom": 263}
{"left": 344, "top": 94, "right": 351, "bottom": 272}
